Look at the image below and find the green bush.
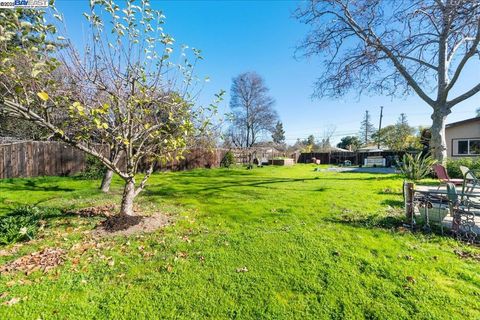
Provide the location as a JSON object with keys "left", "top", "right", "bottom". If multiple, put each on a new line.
{"left": 446, "top": 157, "right": 480, "bottom": 178}
{"left": 78, "top": 155, "right": 107, "bottom": 180}
{"left": 0, "top": 206, "right": 56, "bottom": 245}
{"left": 220, "top": 151, "right": 235, "bottom": 168}
{"left": 400, "top": 153, "right": 437, "bottom": 181}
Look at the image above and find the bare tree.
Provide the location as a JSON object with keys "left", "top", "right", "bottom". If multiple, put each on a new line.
{"left": 227, "top": 72, "right": 278, "bottom": 148}
{"left": 319, "top": 125, "right": 336, "bottom": 151}
{"left": 296, "top": 0, "right": 480, "bottom": 162}
{"left": 0, "top": 0, "right": 219, "bottom": 216}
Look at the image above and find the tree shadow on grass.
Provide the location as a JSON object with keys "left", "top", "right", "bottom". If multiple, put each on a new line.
{"left": 0, "top": 179, "right": 75, "bottom": 193}
{"left": 315, "top": 176, "right": 398, "bottom": 181}
{"left": 381, "top": 199, "right": 405, "bottom": 208}
{"left": 172, "top": 169, "right": 253, "bottom": 178}
{"left": 326, "top": 213, "right": 406, "bottom": 230}
{"left": 144, "top": 177, "right": 329, "bottom": 199}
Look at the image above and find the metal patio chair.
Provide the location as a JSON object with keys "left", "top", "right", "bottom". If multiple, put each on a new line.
{"left": 433, "top": 164, "right": 463, "bottom": 188}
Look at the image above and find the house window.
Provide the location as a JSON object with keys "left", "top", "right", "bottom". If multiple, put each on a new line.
{"left": 470, "top": 140, "right": 480, "bottom": 154}
{"left": 458, "top": 140, "right": 468, "bottom": 154}
{"left": 455, "top": 139, "right": 480, "bottom": 155}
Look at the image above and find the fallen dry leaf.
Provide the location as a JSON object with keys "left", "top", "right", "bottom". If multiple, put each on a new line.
{"left": 3, "top": 297, "right": 20, "bottom": 306}
{"left": 176, "top": 252, "right": 188, "bottom": 259}
{"left": 181, "top": 236, "right": 191, "bottom": 243}
{"left": 454, "top": 249, "right": 480, "bottom": 262}
{"left": 0, "top": 248, "right": 65, "bottom": 275}
{"left": 236, "top": 266, "right": 248, "bottom": 273}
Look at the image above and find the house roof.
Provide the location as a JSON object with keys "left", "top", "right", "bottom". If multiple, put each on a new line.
{"left": 330, "top": 146, "right": 352, "bottom": 152}
{"left": 357, "top": 145, "right": 389, "bottom": 152}
{"left": 446, "top": 117, "right": 480, "bottom": 129}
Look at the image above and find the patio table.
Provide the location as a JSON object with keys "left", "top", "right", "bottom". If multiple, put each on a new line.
{"left": 412, "top": 185, "right": 480, "bottom": 241}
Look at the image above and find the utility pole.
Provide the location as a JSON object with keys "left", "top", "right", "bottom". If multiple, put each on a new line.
{"left": 377, "top": 106, "right": 383, "bottom": 149}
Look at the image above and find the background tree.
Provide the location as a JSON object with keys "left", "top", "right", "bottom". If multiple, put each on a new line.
{"left": 0, "top": 0, "right": 218, "bottom": 216}
{"left": 476, "top": 107, "right": 480, "bottom": 117}
{"left": 0, "top": 114, "right": 47, "bottom": 140}
{"left": 373, "top": 114, "right": 419, "bottom": 151}
{"left": 337, "top": 136, "right": 361, "bottom": 151}
{"left": 271, "top": 121, "right": 286, "bottom": 145}
{"left": 296, "top": 0, "right": 480, "bottom": 162}
{"left": 318, "top": 126, "right": 336, "bottom": 151}
{"left": 300, "top": 134, "right": 316, "bottom": 152}
{"left": 359, "top": 110, "right": 376, "bottom": 145}
{"left": 227, "top": 72, "right": 278, "bottom": 148}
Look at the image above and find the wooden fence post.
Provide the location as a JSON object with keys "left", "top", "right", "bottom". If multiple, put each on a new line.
{"left": 403, "top": 181, "right": 415, "bottom": 224}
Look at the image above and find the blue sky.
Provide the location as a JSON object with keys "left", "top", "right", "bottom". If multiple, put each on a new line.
{"left": 57, "top": 0, "right": 480, "bottom": 145}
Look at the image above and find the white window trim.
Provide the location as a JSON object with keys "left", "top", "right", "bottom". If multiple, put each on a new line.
{"left": 454, "top": 138, "right": 480, "bottom": 156}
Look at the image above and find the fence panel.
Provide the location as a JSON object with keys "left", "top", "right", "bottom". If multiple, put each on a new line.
{"left": 0, "top": 141, "right": 85, "bottom": 179}
{"left": 0, "top": 142, "right": 228, "bottom": 179}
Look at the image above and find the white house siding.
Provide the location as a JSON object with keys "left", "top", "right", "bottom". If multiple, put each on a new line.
{"left": 445, "top": 119, "right": 480, "bottom": 158}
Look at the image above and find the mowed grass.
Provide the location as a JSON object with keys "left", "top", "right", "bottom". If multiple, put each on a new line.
{"left": 0, "top": 165, "right": 479, "bottom": 319}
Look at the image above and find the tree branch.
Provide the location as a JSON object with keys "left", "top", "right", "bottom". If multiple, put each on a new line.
{"left": 446, "top": 19, "right": 480, "bottom": 93}
{"left": 447, "top": 83, "right": 480, "bottom": 107}
{"left": 1, "top": 99, "right": 129, "bottom": 179}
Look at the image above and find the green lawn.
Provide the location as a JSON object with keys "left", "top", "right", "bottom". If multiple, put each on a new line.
{"left": 0, "top": 165, "right": 479, "bottom": 319}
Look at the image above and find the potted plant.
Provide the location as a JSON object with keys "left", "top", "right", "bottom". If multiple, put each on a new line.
{"left": 400, "top": 153, "right": 437, "bottom": 223}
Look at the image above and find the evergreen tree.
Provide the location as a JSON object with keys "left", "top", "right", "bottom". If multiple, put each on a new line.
{"left": 271, "top": 121, "right": 286, "bottom": 144}
{"left": 359, "top": 110, "right": 376, "bottom": 145}
{"left": 337, "top": 136, "right": 361, "bottom": 151}
{"left": 306, "top": 134, "right": 316, "bottom": 146}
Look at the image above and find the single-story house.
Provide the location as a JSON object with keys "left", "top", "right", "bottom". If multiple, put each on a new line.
{"left": 445, "top": 117, "right": 480, "bottom": 158}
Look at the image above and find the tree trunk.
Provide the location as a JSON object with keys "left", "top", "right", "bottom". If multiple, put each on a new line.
{"left": 120, "top": 179, "right": 136, "bottom": 216}
{"left": 430, "top": 107, "right": 450, "bottom": 163}
{"left": 100, "top": 169, "right": 114, "bottom": 193}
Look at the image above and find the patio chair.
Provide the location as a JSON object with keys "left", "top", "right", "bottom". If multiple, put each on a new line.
{"left": 459, "top": 166, "right": 480, "bottom": 208}
{"left": 460, "top": 166, "right": 480, "bottom": 193}
{"left": 432, "top": 164, "right": 463, "bottom": 187}
{"left": 446, "top": 182, "right": 479, "bottom": 242}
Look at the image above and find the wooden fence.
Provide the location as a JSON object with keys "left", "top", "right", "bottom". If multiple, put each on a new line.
{"left": 0, "top": 141, "right": 228, "bottom": 179}
{"left": 0, "top": 141, "right": 86, "bottom": 179}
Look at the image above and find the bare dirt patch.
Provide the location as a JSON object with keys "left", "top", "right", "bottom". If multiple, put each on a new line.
{"left": 0, "top": 248, "right": 65, "bottom": 275}
{"left": 92, "top": 213, "right": 170, "bottom": 237}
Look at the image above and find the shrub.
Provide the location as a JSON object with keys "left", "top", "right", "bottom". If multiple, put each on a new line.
{"left": 400, "top": 153, "right": 437, "bottom": 181}
{"left": 220, "top": 151, "right": 235, "bottom": 168}
{"left": 446, "top": 157, "right": 480, "bottom": 179}
{"left": 0, "top": 206, "right": 56, "bottom": 245}
{"left": 78, "top": 155, "right": 107, "bottom": 180}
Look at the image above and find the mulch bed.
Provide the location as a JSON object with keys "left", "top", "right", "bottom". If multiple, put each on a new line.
{"left": 0, "top": 248, "right": 65, "bottom": 275}
{"left": 92, "top": 213, "right": 170, "bottom": 237}
{"left": 100, "top": 215, "right": 144, "bottom": 232}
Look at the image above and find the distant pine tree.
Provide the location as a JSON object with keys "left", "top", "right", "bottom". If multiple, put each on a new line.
{"left": 271, "top": 121, "right": 286, "bottom": 144}
{"left": 359, "top": 110, "right": 376, "bottom": 145}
